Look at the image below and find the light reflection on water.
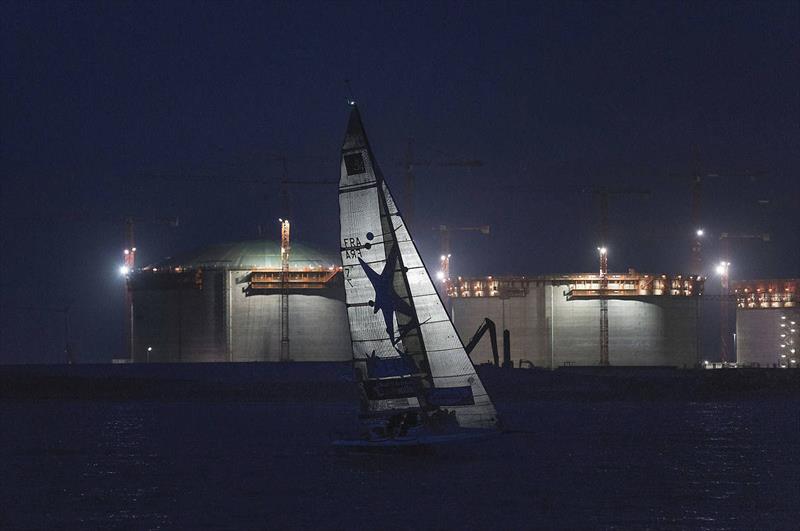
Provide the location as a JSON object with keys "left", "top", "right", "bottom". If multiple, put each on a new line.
{"left": 1, "top": 399, "right": 797, "bottom": 529}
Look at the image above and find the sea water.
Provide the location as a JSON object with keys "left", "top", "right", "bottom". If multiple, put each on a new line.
{"left": 1, "top": 396, "right": 797, "bottom": 529}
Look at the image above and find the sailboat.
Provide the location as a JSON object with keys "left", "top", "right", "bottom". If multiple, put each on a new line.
{"left": 334, "top": 103, "right": 499, "bottom": 449}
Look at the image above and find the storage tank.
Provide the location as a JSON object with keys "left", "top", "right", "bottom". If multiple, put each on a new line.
{"left": 734, "top": 279, "right": 798, "bottom": 368}
{"left": 127, "top": 239, "right": 350, "bottom": 362}
{"left": 449, "top": 272, "right": 703, "bottom": 368}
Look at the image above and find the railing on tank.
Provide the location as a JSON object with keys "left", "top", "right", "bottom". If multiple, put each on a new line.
{"left": 733, "top": 279, "right": 798, "bottom": 309}
{"left": 243, "top": 267, "right": 342, "bottom": 295}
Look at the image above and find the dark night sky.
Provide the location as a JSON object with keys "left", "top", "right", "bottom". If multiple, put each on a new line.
{"left": 1, "top": 1, "right": 798, "bottom": 363}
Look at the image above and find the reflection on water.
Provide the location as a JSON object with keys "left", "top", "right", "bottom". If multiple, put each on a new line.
{"left": 1, "top": 399, "right": 797, "bottom": 529}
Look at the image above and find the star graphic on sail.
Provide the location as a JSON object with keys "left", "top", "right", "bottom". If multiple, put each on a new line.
{"left": 359, "top": 243, "right": 414, "bottom": 343}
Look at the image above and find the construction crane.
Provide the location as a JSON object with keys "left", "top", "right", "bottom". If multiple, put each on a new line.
{"left": 398, "top": 139, "right": 483, "bottom": 229}
{"left": 583, "top": 186, "right": 652, "bottom": 263}
{"left": 119, "top": 215, "right": 180, "bottom": 274}
{"left": 279, "top": 218, "right": 291, "bottom": 362}
{"left": 142, "top": 162, "right": 326, "bottom": 364}
{"left": 141, "top": 153, "right": 315, "bottom": 231}
{"left": 581, "top": 185, "right": 651, "bottom": 366}
{"left": 597, "top": 246, "right": 610, "bottom": 366}
{"left": 488, "top": 180, "right": 650, "bottom": 366}
{"left": 18, "top": 211, "right": 179, "bottom": 360}
{"left": 116, "top": 215, "right": 180, "bottom": 360}
{"left": 432, "top": 225, "right": 490, "bottom": 282}
{"left": 684, "top": 148, "right": 766, "bottom": 275}
{"left": 716, "top": 232, "right": 770, "bottom": 363}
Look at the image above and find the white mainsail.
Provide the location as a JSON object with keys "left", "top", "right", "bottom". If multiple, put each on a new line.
{"left": 338, "top": 104, "right": 497, "bottom": 430}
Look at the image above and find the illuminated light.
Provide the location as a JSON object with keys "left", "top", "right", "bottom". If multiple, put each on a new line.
{"left": 278, "top": 218, "right": 283, "bottom": 222}
{"left": 124, "top": 249, "right": 130, "bottom": 255}
{"left": 132, "top": 247, "right": 137, "bottom": 252}
{"left": 440, "top": 255, "right": 446, "bottom": 261}
{"left": 152, "top": 268, "right": 158, "bottom": 272}
{"left": 781, "top": 334, "right": 786, "bottom": 338}
{"left": 791, "top": 349, "right": 796, "bottom": 354}
{"left": 696, "top": 229, "right": 704, "bottom": 237}
{"left": 147, "top": 346, "right": 153, "bottom": 352}
{"left": 598, "top": 247, "right": 607, "bottom": 255}
{"left": 792, "top": 359, "right": 797, "bottom": 364}
{"left": 781, "top": 316, "right": 786, "bottom": 319}
{"left": 119, "top": 265, "right": 130, "bottom": 276}
{"left": 436, "top": 271, "right": 445, "bottom": 281}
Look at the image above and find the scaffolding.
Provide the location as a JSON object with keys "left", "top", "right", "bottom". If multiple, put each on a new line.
{"left": 733, "top": 279, "right": 798, "bottom": 309}
{"left": 448, "top": 272, "right": 704, "bottom": 300}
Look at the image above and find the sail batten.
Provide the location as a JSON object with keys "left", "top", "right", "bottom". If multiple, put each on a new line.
{"left": 339, "top": 104, "right": 497, "bottom": 430}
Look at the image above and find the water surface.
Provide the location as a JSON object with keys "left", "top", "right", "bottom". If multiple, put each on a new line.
{"left": 2, "top": 397, "right": 797, "bottom": 529}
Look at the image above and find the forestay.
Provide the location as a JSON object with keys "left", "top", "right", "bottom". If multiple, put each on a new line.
{"left": 338, "top": 104, "right": 497, "bottom": 430}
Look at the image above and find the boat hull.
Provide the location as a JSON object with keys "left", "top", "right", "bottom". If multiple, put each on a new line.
{"left": 332, "top": 428, "right": 497, "bottom": 450}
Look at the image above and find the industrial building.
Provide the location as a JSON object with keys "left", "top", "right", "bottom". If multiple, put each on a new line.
{"left": 128, "top": 241, "right": 708, "bottom": 367}
{"left": 448, "top": 271, "right": 704, "bottom": 368}
{"left": 734, "top": 279, "right": 798, "bottom": 368}
{"left": 127, "top": 238, "right": 351, "bottom": 362}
